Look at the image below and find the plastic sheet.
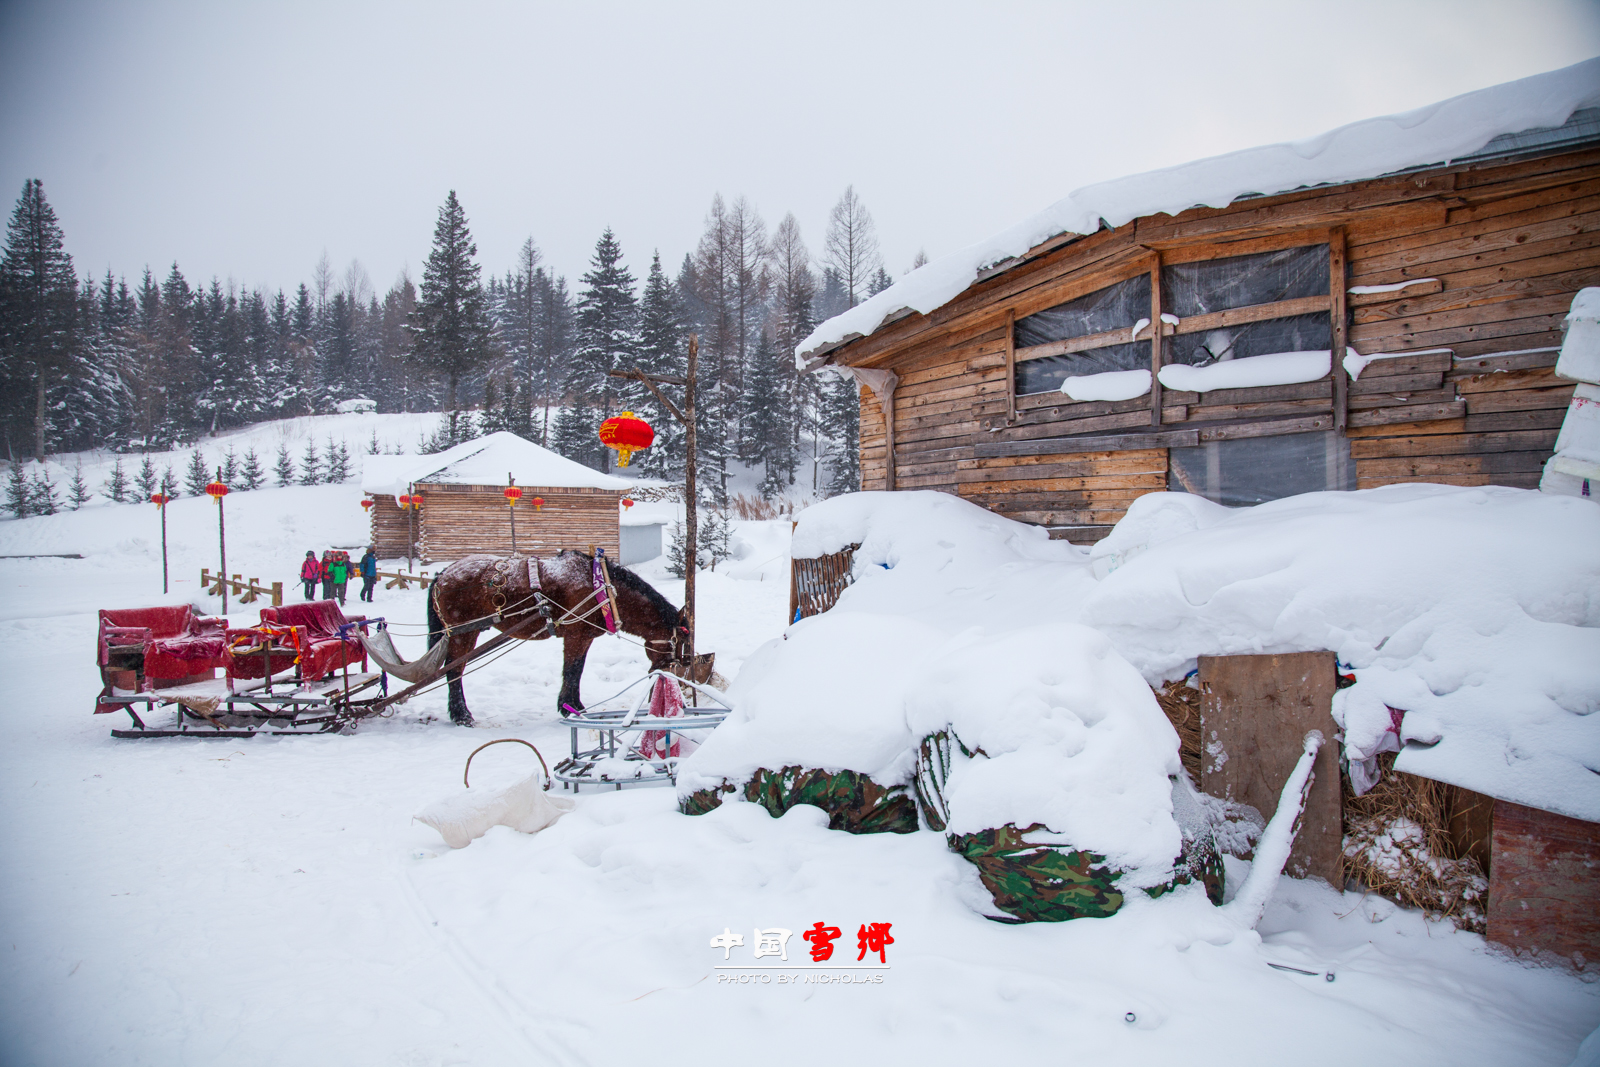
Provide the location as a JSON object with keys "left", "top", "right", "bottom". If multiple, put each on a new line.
{"left": 1015, "top": 274, "right": 1151, "bottom": 349}
{"left": 1167, "top": 312, "right": 1332, "bottom": 367}
{"left": 1017, "top": 341, "right": 1148, "bottom": 395}
{"left": 1162, "top": 244, "right": 1328, "bottom": 318}
{"left": 1167, "top": 431, "right": 1354, "bottom": 506}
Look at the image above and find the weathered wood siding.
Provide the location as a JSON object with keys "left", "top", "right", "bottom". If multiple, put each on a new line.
{"left": 841, "top": 146, "right": 1598, "bottom": 536}
{"left": 1487, "top": 799, "right": 1600, "bottom": 970}
{"left": 371, "top": 484, "right": 622, "bottom": 563}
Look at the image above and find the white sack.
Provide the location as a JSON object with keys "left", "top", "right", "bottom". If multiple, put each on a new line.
{"left": 415, "top": 775, "right": 575, "bottom": 849}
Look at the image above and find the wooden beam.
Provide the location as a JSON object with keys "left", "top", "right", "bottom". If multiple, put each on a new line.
{"left": 1330, "top": 227, "right": 1349, "bottom": 432}
{"left": 1004, "top": 308, "right": 1017, "bottom": 424}
{"left": 974, "top": 429, "right": 1200, "bottom": 458}
{"left": 1171, "top": 294, "right": 1332, "bottom": 335}
{"left": 1150, "top": 252, "right": 1164, "bottom": 427}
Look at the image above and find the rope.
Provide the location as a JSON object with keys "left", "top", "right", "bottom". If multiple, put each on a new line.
{"left": 463, "top": 738, "right": 550, "bottom": 787}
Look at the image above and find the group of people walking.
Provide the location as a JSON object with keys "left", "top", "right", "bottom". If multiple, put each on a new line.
{"left": 300, "top": 548, "right": 379, "bottom": 605}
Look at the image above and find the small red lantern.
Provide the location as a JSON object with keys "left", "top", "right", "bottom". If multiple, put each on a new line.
{"left": 503, "top": 485, "right": 523, "bottom": 507}
{"left": 398, "top": 494, "right": 423, "bottom": 510}
{"left": 360, "top": 498, "right": 374, "bottom": 513}
{"left": 151, "top": 493, "right": 171, "bottom": 507}
{"left": 598, "top": 411, "right": 654, "bottom": 468}
{"left": 621, "top": 498, "right": 634, "bottom": 510}
{"left": 204, "top": 479, "right": 230, "bottom": 504}
{"left": 531, "top": 496, "right": 544, "bottom": 511}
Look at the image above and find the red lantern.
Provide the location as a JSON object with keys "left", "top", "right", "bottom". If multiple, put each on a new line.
{"left": 151, "top": 493, "right": 171, "bottom": 507}
{"left": 621, "top": 498, "right": 634, "bottom": 510}
{"left": 398, "top": 494, "right": 423, "bottom": 510}
{"left": 503, "top": 485, "right": 523, "bottom": 507}
{"left": 360, "top": 498, "right": 374, "bottom": 513}
{"left": 531, "top": 496, "right": 544, "bottom": 511}
{"left": 598, "top": 411, "right": 654, "bottom": 468}
{"left": 205, "top": 480, "right": 230, "bottom": 504}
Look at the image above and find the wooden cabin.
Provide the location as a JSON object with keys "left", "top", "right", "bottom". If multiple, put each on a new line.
{"left": 797, "top": 63, "right": 1600, "bottom": 967}
{"left": 361, "top": 432, "right": 631, "bottom": 564}
{"left": 799, "top": 71, "right": 1600, "bottom": 544}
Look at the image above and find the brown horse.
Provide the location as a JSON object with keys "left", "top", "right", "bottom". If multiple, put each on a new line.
{"left": 425, "top": 550, "right": 687, "bottom": 725}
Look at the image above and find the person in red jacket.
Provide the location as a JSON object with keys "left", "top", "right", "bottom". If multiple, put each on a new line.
{"left": 299, "top": 551, "right": 320, "bottom": 600}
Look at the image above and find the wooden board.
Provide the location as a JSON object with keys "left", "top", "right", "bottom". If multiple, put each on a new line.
{"left": 1487, "top": 799, "right": 1600, "bottom": 972}
{"left": 1198, "top": 651, "right": 1342, "bottom": 884}
{"left": 413, "top": 483, "right": 621, "bottom": 563}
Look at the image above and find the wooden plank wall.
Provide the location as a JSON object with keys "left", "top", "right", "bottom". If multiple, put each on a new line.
{"left": 369, "top": 495, "right": 419, "bottom": 560}
{"left": 1486, "top": 799, "right": 1600, "bottom": 971}
{"left": 845, "top": 146, "right": 1598, "bottom": 537}
{"left": 406, "top": 483, "right": 622, "bottom": 563}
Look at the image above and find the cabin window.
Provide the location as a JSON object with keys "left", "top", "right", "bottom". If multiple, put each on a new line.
{"left": 1161, "top": 244, "right": 1329, "bottom": 318}
{"left": 1167, "top": 430, "right": 1354, "bottom": 506}
{"left": 1013, "top": 273, "right": 1151, "bottom": 395}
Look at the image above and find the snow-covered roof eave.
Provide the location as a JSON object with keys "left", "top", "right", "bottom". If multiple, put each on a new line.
{"left": 795, "top": 57, "right": 1600, "bottom": 369}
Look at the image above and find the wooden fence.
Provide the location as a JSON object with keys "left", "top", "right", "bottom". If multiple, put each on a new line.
{"left": 200, "top": 569, "right": 283, "bottom": 607}
{"left": 788, "top": 542, "right": 860, "bottom": 622}
{"left": 378, "top": 568, "right": 432, "bottom": 590}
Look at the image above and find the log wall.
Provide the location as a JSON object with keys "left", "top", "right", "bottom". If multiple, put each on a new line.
{"left": 370, "top": 484, "right": 622, "bottom": 564}
{"left": 834, "top": 145, "right": 1598, "bottom": 540}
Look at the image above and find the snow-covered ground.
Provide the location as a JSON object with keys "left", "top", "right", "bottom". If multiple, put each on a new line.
{"left": 0, "top": 445, "right": 1596, "bottom": 1064}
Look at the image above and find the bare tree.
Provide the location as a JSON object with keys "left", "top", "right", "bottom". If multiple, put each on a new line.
{"left": 312, "top": 251, "right": 334, "bottom": 314}
{"left": 823, "top": 185, "right": 882, "bottom": 309}
{"left": 341, "top": 259, "right": 373, "bottom": 307}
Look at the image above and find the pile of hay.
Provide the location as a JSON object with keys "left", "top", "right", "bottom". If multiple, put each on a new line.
{"left": 1342, "top": 753, "right": 1489, "bottom": 932}
{"left": 1152, "top": 679, "right": 1202, "bottom": 784}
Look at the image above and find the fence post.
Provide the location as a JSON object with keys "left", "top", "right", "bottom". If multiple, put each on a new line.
{"left": 201, "top": 567, "right": 210, "bottom": 592}
{"left": 271, "top": 581, "right": 283, "bottom": 607}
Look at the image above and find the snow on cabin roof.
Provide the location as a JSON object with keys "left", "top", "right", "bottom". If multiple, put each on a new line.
{"left": 797, "top": 58, "right": 1600, "bottom": 367}
{"left": 360, "top": 432, "right": 634, "bottom": 498}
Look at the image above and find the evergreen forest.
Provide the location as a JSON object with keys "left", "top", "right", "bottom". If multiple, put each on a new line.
{"left": 0, "top": 180, "right": 917, "bottom": 503}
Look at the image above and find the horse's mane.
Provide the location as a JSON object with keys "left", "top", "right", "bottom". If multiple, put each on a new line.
{"left": 557, "top": 550, "right": 681, "bottom": 630}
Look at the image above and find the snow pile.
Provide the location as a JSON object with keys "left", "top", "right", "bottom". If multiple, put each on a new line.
{"left": 1061, "top": 368, "right": 1151, "bottom": 402}
{"left": 361, "top": 431, "right": 634, "bottom": 499}
{"left": 799, "top": 58, "right": 1600, "bottom": 363}
{"left": 683, "top": 491, "right": 1197, "bottom": 889}
{"left": 1157, "top": 350, "right": 1333, "bottom": 393}
{"left": 902, "top": 625, "right": 1183, "bottom": 886}
{"left": 1556, "top": 286, "right": 1600, "bottom": 385}
{"left": 1083, "top": 487, "right": 1600, "bottom": 823}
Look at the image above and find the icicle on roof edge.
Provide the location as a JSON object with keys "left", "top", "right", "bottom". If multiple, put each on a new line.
{"left": 796, "top": 57, "right": 1600, "bottom": 368}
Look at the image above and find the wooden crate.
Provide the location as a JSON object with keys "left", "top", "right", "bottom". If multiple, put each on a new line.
{"left": 1487, "top": 799, "right": 1600, "bottom": 970}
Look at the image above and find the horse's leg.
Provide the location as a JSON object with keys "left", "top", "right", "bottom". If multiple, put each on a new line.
{"left": 558, "top": 631, "right": 596, "bottom": 714}
{"left": 446, "top": 631, "right": 479, "bottom": 726}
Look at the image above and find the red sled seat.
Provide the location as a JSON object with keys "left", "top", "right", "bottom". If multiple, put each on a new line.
{"left": 96, "top": 607, "right": 229, "bottom": 705}
{"left": 227, "top": 600, "right": 368, "bottom": 682}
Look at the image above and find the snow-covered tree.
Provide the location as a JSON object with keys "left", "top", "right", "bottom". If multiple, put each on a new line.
{"left": 134, "top": 455, "right": 157, "bottom": 499}
{"left": 406, "top": 190, "right": 495, "bottom": 416}
{"left": 239, "top": 447, "right": 264, "bottom": 491}
{"left": 273, "top": 444, "right": 295, "bottom": 487}
{"left": 103, "top": 456, "right": 129, "bottom": 503}
{"left": 183, "top": 449, "right": 211, "bottom": 496}
{"left": 68, "top": 465, "right": 89, "bottom": 509}
{"left": 299, "top": 438, "right": 321, "bottom": 485}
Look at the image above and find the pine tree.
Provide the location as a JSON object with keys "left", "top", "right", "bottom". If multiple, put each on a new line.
{"left": 368, "top": 430, "right": 380, "bottom": 455}
{"left": 0, "top": 180, "right": 79, "bottom": 459}
{"left": 867, "top": 266, "right": 894, "bottom": 296}
{"left": 632, "top": 252, "right": 687, "bottom": 480}
{"left": 477, "top": 376, "right": 507, "bottom": 434}
{"left": 406, "top": 190, "right": 495, "bottom": 415}
{"left": 159, "top": 465, "right": 178, "bottom": 498}
{"left": 134, "top": 455, "right": 157, "bottom": 498}
{"left": 5, "top": 464, "right": 31, "bottom": 517}
{"left": 183, "top": 449, "right": 211, "bottom": 495}
{"left": 699, "top": 509, "right": 733, "bottom": 569}
{"left": 273, "top": 444, "right": 295, "bottom": 487}
{"left": 68, "top": 464, "right": 89, "bottom": 508}
{"left": 240, "top": 447, "right": 264, "bottom": 490}
{"left": 743, "top": 333, "right": 793, "bottom": 500}
{"left": 299, "top": 438, "right": 322, "bottom": 485}
{"left": 573, "top": 228, "right": 640, "bottom": 441}
{"left": 221, "top": 445, "right": 239, "bottom": 486}
{"left": 103, "top": 456, "right": 129, "bottom": 503}
{"left": 324, "top": 437, "right": 351, "bottom": 482}
{"left": 30, "top": 468, "right": 58, "bottom": 514}
{"left": 823, "top": 372, "right": 861, "bottom": 496}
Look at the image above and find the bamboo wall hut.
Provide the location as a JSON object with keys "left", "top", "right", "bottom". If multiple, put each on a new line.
{"left": 799, "top": 61, "right": 1600, "bottom": 545}
{"left": 796, "top": 61, "right": 1600, "bottom": 969}
{"left": 360, "top": 432, "right": 632, "bottom": 563}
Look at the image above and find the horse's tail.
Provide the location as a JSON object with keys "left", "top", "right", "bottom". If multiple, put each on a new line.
{"left": 427, "top": 584, "right": 444, "bottom": 651}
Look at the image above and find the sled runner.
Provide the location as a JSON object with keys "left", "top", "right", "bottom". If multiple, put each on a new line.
{"left": 553, "top": 670, "right": 733, "bottom": 791}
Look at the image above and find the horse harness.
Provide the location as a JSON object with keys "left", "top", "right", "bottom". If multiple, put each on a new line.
{"left": 430, "top": 555, "right": 617, "bottom": 642}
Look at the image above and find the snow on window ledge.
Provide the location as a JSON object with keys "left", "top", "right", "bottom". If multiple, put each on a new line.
{"left": 1060, "top": 369, "right": 1152, "bottom": 402}
{"left": 1157, "top": 350, "right": 1333, "bottom": 393}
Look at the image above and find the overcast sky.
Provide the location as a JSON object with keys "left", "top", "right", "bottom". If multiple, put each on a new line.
{"left": 3, "top": 0, "right": 1599, "bottom": 300}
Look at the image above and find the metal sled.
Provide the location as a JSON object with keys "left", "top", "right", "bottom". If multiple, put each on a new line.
{"left": 553, "top": 671, "right": 733, "bottom": 791}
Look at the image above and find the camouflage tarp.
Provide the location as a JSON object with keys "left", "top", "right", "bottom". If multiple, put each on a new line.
{"left": 917, "top": 729, "right": 1226, "bottom": 922}
{"left": 679, "top": 766, "right": 918, "bottom": 835}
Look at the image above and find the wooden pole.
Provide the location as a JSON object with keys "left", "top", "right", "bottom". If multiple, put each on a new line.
{"left": 685, "top": 334, "right": 698, "bottom": 659}
{"left": 1150, "top": 253, "right": 1164, "bottom": 427}
{"left": 407, "top": 482, "right": 415, "bottom": 573}
{"left": 1329, "top": 227, "right": 1349, "bottom": 433}
{"left": 216, "top": 467, "right": 229, "bottom": 616}
{"left": 507, "top": 473, "right": 518, "bottom": 556}
{"left": 159, "top": 499, "right": 168, "bottom": 594}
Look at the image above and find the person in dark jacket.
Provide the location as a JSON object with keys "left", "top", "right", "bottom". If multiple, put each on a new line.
{"left": 359, "top": 547, "right": 378, "bottom": 603}
{"left": 319, "top": 551, "right": 334, "bottom": 600}
{"left": 300, "top": 551, "right": 320, "bottom": 600}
